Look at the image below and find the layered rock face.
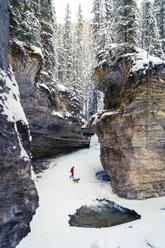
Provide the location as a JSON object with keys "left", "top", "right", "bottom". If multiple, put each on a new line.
{"left": 0, "top": 1, "right": 38, "bottom": 247}
{"left": 8, "top": 41, "right": 90, "bottom": 159}
{"left": 92, "top": 47, "right": 165, "bottom": 199}
{"left": 8, "top": 0, "right": 90, "bottom": 159}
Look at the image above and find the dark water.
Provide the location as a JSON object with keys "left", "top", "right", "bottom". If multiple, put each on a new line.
{"left": 69, "top": 199, "right": 141, "bottom": 228}
{"left": 96, "top": 170, "right": 110, "bottom": 182}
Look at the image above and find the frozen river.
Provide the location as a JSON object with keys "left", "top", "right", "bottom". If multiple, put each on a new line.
{"left": 18, "top": 135, "right": 165, "bottom": 248}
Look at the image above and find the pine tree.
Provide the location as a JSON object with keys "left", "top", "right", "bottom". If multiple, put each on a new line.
{"left": 70, "top": 5, "right": 84, "bottom": 116}
{"left": 82, "top": 23, "right": 99, "bottom": 118}
{"left": 63, "top": 4, "right": 73, "bottom": 88}
{"left": 56, "top": 24, "right": 67, "bottom": 85}
{"left": 92, "top": 0, "right": 106, "bottom": 53}
{"left": 141, "top": 0, "right": 163, "bottom": 58}
{"left": 113, "top": 0, "right": 139, "bottom": 53}
{"left": 104, "top": 0, "right": 114, "bottom": 45}
{"left": 53, "top": 8, "right": 58, "bottom": 82}
{"left": 53, "top": 3, "right": 100, "bottom": 119}
{"left": 75, "top": 4, "right": 84, "bottom": 77}
{"left": 153, "top": 0, "right": 165, "bottom": 54}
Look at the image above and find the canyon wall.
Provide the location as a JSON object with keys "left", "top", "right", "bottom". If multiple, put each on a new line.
{"left": 92, "top": 46, "right": 165, "bottom": 199}
{"left": 8, "top": 0, "right": 90, "bottom": 160}
{"left": 0, "top": 1, "right": 38, "bottom": 247}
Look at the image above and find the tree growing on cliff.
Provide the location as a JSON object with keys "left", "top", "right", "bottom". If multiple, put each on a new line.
{"left": 92, "top": 0, "right": 107, "bottom": 53}
{"left": 104, "top": 0, "right": 114, "bottom": 45}
{"left": 141, "top": 0, "right": 164, "bottom": 58}
{"left": 113, "top": 0, "right": 139, "bottom": 53}
{"left": 153, "top": 0, "right": 165, "bottom": 54}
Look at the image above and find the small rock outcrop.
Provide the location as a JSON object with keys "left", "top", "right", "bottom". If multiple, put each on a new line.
{"left": 92, "top": 46, "right": 165, "bottom": 199}
{"left": 8, "top": 0, "right": 90, "bottom": 160}
{"left": 0, "top": 1, "right": 38, "bottom": 247}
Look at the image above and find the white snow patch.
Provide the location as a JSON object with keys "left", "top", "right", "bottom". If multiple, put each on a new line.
{"left": 0, "top": 68, "right": 30, "bottom": 162}
{"left": 56, "top": 83, "right": 69, "bottom": 93}
{"left": 31, "top": 167, "right": 36, "bottom": 181}
{"left": 13, "top": 40, "right": 43, "bottom": 59}
{"left": 90, "top": 111, "right": 107, "bottom": 126}
{"left": 51, "top": 108, "right": 73, "bottom": 120}
{"left": 51, "top": 110, "right": 64, "bottom": 119}
{"left": 90, "top": 113, "right": 100, "bottom": 126}
{"left": 101, "top": 111, "right": 116, "bottom": 120}
{"left": 64, "top": 111, "right": 72, "bottom": 118}
{"left": 30, "top": 45, "right": 43, "bottom": 59}
{"left": 130, "top": 47, "right": 165, "bottom": 74}
{"left": 0, "top": 69, "right": 28, "bottom": 124}
{"left": 15, "top": 122, "right": 30, "bottom": 162}
{"left": 81, "top": 121, "right": 87, "bottom": 129}
{"left": 37, "top": 82, "right": 50, "bottom": 92}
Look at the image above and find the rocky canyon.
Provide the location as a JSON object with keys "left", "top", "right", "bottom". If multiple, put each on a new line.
{"left": 0, "top": 0, "right": 90, "bottom": 247}
{"left": 92, "top": 45, "right": 165, "bottom": 199}
{"left": 0, "top": 1, "right": 38, "bottom": 247}
{"left": 8, "top": 0, "right": 90, "bottom": 160}
{"left": 1, "top": 0, "right": 165, "bottom": 247}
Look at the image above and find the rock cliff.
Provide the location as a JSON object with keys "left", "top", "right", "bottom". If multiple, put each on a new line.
{"left": 92, "top": 46, "right": 165, "bottom": 199}
{"left": 0, "top": 1, "right": 38, "bottom": 247}
{"left": 8, "top": 0, "right": 90, "bottom": 160}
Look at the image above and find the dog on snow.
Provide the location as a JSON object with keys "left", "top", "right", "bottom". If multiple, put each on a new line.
{"left": 72, "top": 178, "right": 80, "bottom": 183}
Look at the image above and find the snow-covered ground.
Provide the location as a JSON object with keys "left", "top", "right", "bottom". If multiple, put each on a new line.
{"left": 18, "top": 135, "right": 165, "bottom": 248}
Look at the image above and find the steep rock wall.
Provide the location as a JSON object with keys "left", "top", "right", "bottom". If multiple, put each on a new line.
{"left": 8, "top": 0, "right": 90, "bottom": 159}
{"left": 0, "top": 1, "right": 38, "bottom": 247}
{"left": 92, "top": 47, "right": 165, "bottom": 199}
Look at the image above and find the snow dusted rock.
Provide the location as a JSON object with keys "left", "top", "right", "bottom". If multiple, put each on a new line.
{"left": 8, "top": 40, "right": 90, "bottom": 159}
{"left": 8, "top": 1, "right": 90, "bottom": 160}
{"left": 0, "top": 2, "right": 38, "bottom": 247}
{"left": 92, "top": 46, "right": 165, "bottom": 199}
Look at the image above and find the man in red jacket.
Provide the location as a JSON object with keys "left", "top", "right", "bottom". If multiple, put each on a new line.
{"left": 69, "top": 166, "right": 74, "bottom": 179}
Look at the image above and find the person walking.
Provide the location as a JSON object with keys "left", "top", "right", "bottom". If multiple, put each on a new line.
{"left": 69, "top": 166, "right": 74, "bottom": 179}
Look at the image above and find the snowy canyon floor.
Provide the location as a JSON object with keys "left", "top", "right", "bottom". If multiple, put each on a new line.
{"left": 18, "top": 136, "right": 165, "bottom": 248}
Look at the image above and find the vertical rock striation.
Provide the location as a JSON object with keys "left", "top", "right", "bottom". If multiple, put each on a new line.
{"left": 92, "top": 47, "right": 165, "bottom": 199}
{"left": 0, "top": 1, "right": 38, "bottom": 247}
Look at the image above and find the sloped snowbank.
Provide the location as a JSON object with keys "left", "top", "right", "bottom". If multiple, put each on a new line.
{"left": 18, "top": 135, "right": 165, "bottom": 248}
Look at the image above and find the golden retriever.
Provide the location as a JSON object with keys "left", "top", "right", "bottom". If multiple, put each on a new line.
{"left": 72, "top": 178, "right": 80, "bottom": 183}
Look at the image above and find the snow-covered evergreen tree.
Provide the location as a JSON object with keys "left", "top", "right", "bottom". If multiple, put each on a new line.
{"left": 63, "top": 4, "right": 73, "bottom": 88}
{"left": 53, "top": 3, "right": 102, "bottom": 120}
{"left": 82, "top": 23, "right": 97, "bottom": 118}
{"left": 74, "top": 4, "right": 84, "bottom": 78}
{"left": 153, "top": 0, "right": 165, "bottom": 54}
{"left": 92, "top": 0, "right": 106, "bottom": 53}
{"left": 104, "top": 0, "right": 114, "bottom": 45}
{"left": 53, "top": 8, "right": 58, "bottom": 82}
{"left": 113, "top": 0, "right": 139, "bottom": 53}
{"left": 141, "top": 0, "right": 164, "bottom": 58}
{"left": 70, "top": 5, "right": 84, "bottom": 116}
{"left": 56, "top": 24, "right": 67, "bottom": 85}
